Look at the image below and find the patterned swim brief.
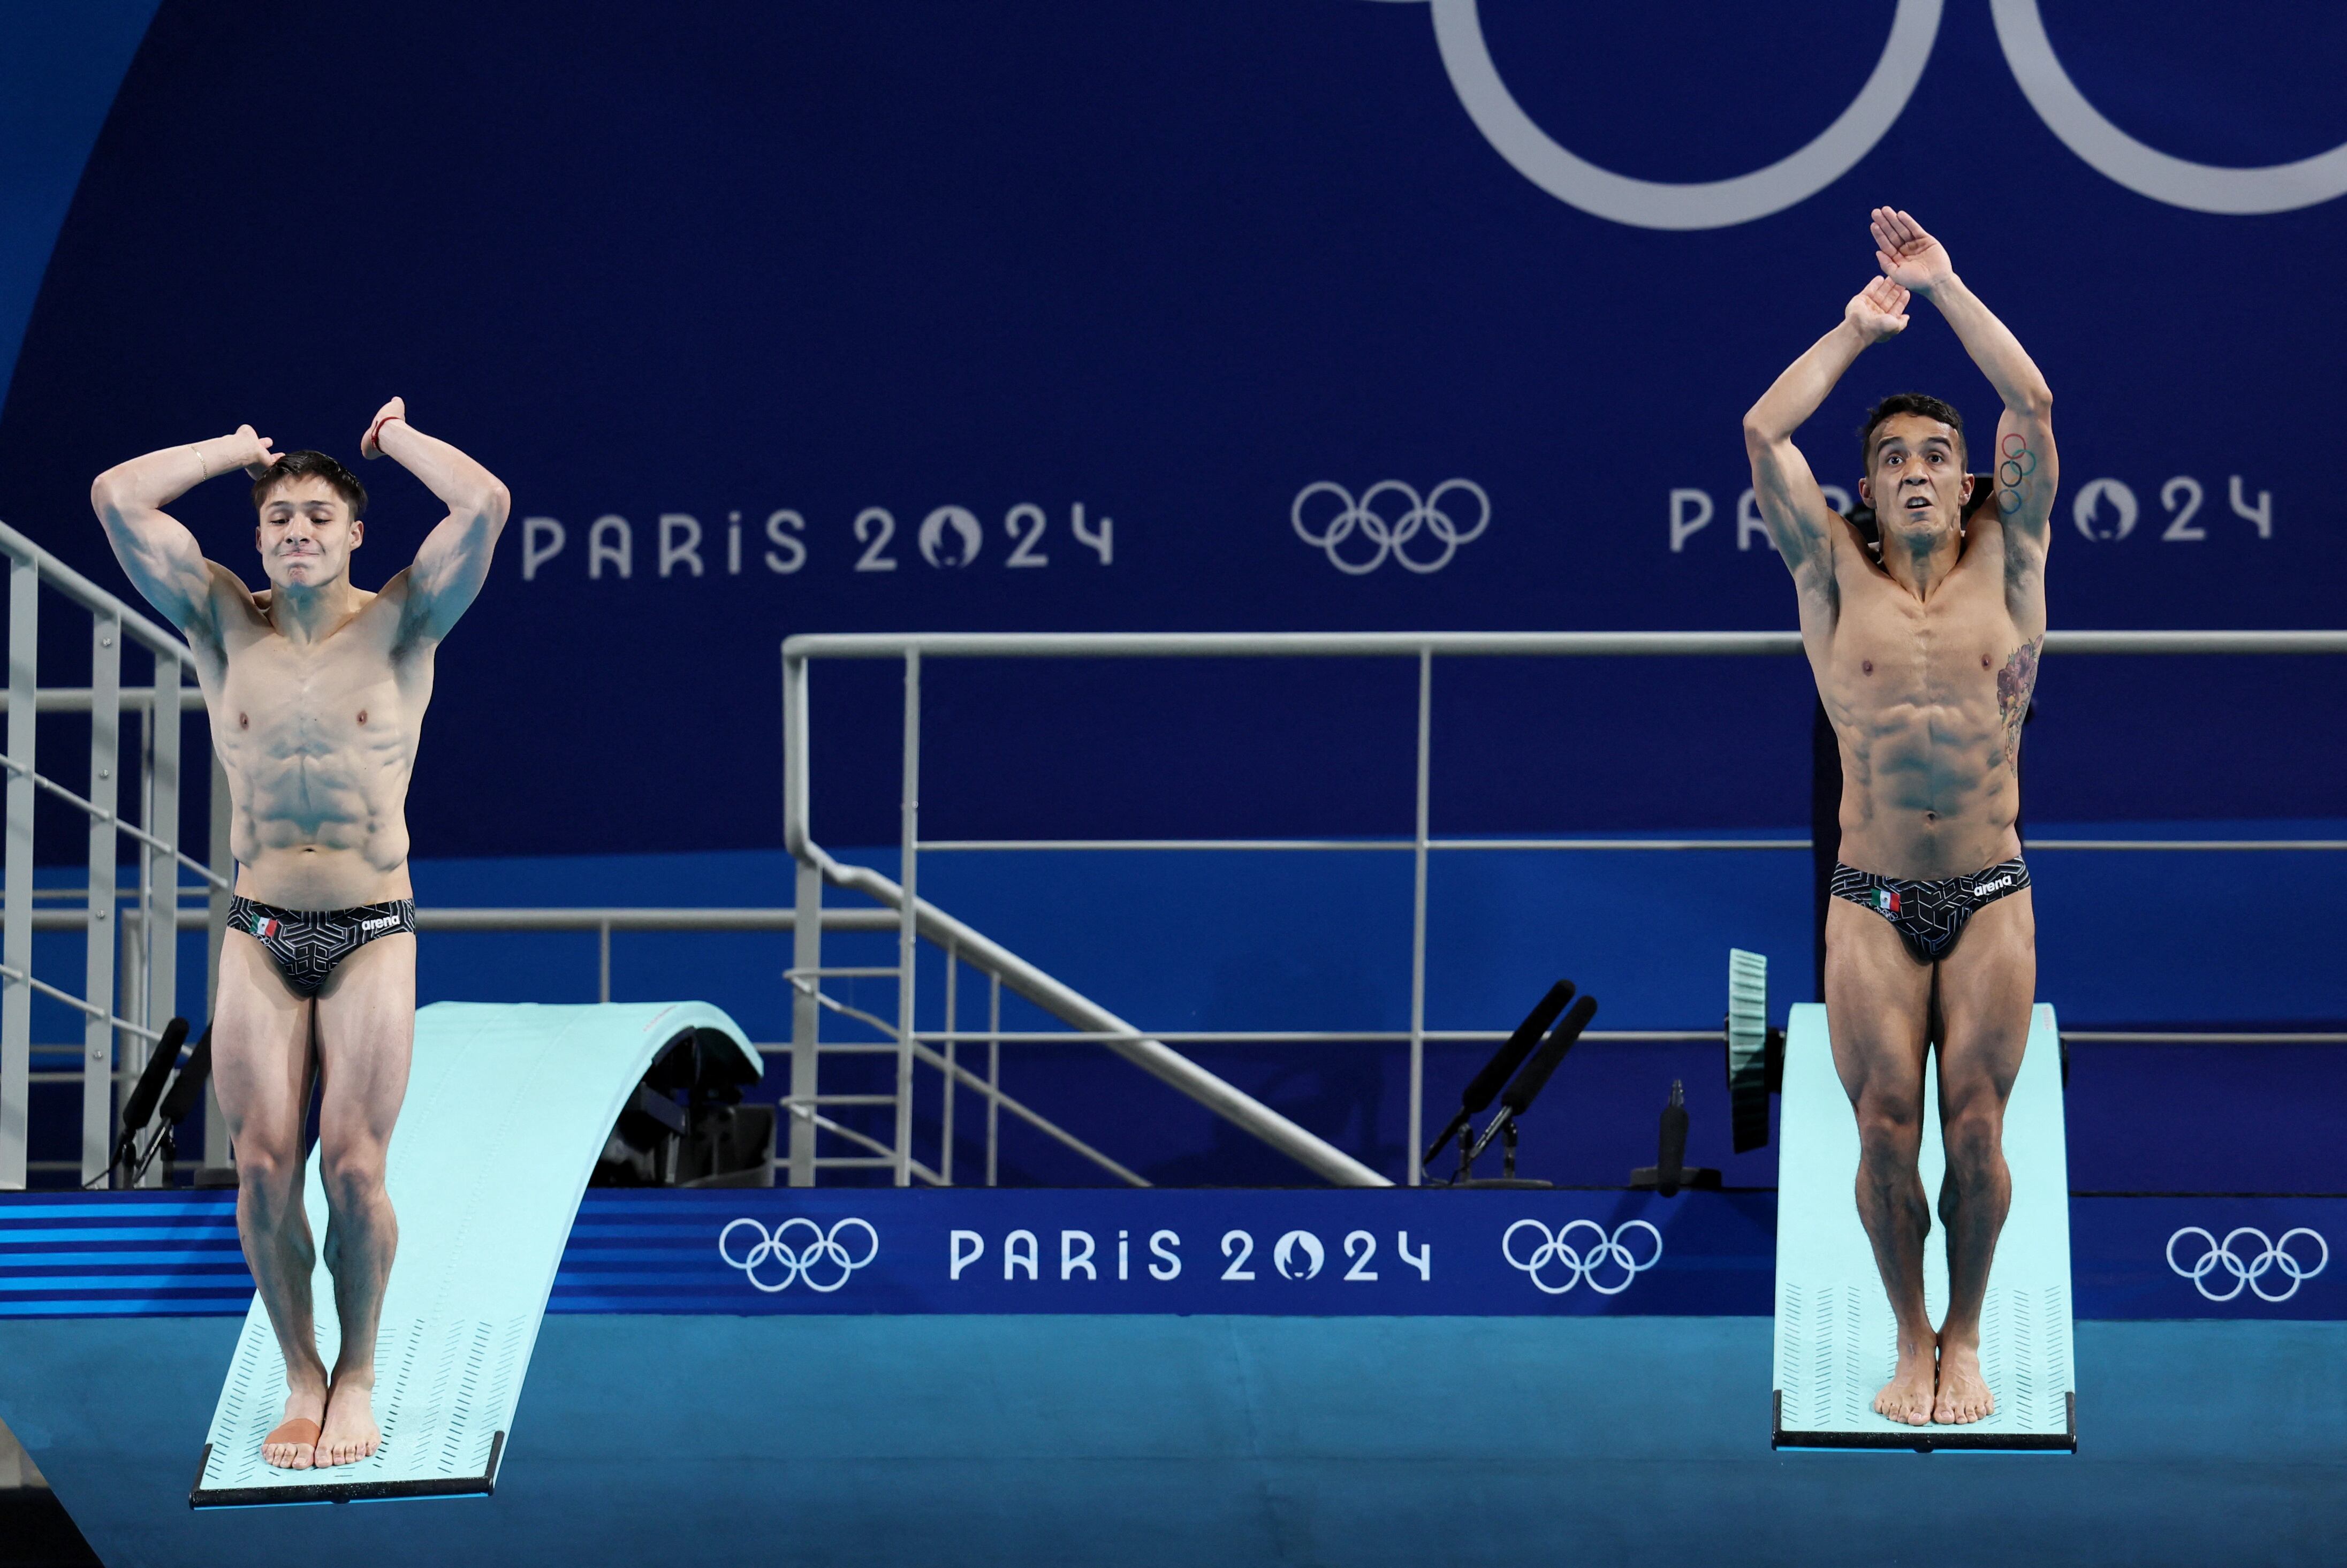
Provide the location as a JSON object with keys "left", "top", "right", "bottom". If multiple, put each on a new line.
{"left": 1829, "top": 856, "right": 2030, "bottom": 964}
{"left": 227, "top": 895, "right": 416, "bottom": 998}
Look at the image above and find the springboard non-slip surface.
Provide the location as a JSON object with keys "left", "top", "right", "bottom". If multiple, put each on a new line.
{"left": 190, "top": 1001, "right": 756, "bottom": 1506}
{"left": 1773, "top": 1002, "right": 2076, "bottom": 1450}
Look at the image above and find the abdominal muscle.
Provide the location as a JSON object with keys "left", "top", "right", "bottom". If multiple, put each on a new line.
{"left": 1829, "top": 697, "right": 2019, "bottom": 881}
{"left": 218, "top": 710, "right": 419, "bottom": 910}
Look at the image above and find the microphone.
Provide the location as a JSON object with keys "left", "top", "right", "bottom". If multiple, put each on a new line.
{"left": 1656, "top": 1078, "right": 1689, "bottom": 1196}
{"left": 1422, "top": 980, "right": 1575, "bottom": 1168}
{"left": 1467, "top": 993, "right": 1598, "bottom": 1165}
{"left": 155, "top": 1024, "right": 215, "bottom": 1128}
{"left": 112, "top": 1017, "right": 190, "bottom": 1184}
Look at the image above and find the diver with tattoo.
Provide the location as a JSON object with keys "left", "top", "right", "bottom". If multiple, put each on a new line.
{"left": 91, "top": 399, "right": 509, "bottom": 1468}
{"left": 1742, "top": 209, "right": 2056, "bottom": 1427}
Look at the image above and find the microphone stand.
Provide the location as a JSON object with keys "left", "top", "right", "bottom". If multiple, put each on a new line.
{"left": 1454, "top": 993, "right": 1599, "bottom": 1189}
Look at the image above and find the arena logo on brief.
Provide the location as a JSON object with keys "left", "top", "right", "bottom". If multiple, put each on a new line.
{"left": 1365, "top": 0, "right": 2347, "bottom": 227}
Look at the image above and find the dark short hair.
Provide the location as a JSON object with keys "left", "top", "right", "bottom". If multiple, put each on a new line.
{"left": 1860, "top": 393, "right": 1966, "bottom": 473}
{"left": 251, "top": 451, "right": 367, "bottom": 519}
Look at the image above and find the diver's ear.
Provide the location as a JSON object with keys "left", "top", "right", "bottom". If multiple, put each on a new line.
{"left": 350, "top": 519, "right": 363, "bottom": 551}
{"left": 1857, "top": 476, "right": 1874, "bottom": 509}
{"left": 1959, "top": 473, "right": 1994, "bottom": 522}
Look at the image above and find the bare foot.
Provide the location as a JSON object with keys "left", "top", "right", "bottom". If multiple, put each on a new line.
{"left": 1933, "top": 1335, "right": 1996, "bottom": 1425}
{"left": 315, "top": 1374, "right": 381, "bottom": 1467}
{"left": 262, "top": 1375, "right": 325, "bottom": 1468}
{"left": 1873, "top": 1335, "right": 1936, "bottom": 1426}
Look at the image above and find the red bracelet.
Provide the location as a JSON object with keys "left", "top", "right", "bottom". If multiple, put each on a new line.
{"left": 367, "top": 412, "right": 403, "bottom": 456}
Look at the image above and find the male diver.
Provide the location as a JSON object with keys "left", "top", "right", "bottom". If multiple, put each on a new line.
{"left": 92, "top": 399, "right": 509, "bottom": 1467}
{"left": 1742, "top": 210, "right": 2056, "bottom": 1426}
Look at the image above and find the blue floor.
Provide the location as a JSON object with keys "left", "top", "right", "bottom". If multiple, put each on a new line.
{"left": 5, "top": 1313, "right": 2342, "bottom": 1567}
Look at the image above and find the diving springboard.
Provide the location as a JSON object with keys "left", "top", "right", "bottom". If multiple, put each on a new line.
{"left": 1772, "top": 1002, "right": 2075, "bottom": 1451}
{"left": 191, "top": 1001, "right": 757, "bottom": 1506}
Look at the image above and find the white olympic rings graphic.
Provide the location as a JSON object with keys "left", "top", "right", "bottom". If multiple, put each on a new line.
{"left": 1501, "top": 1218, "right": 1664, "bottom": 1296}
{"left": 2166, "top": 1226, "right": 2328, "bottom": 1304}
{"left": 1292, "top": 479, "right": 1490, "bottom": 574}
{"left": 718, "top": 1216, "right": 880, "bottom": 1293}
{"left": 1362, "top": 0, "right": 2347, "bottom": 227}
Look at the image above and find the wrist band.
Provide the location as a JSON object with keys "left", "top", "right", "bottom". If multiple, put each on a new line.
{"left": 368, "top": 413, "right": 403, "bottom": 455}
{"left": 188, "top": 445, "right": 209, "bottom": 482}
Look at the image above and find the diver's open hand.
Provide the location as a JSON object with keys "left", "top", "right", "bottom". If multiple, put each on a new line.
{"left": 1872, "top": 207, "right": 1954, "bottom": 297}
{"left": 1844, "top": 276, "right": 1910, "bottom": 345}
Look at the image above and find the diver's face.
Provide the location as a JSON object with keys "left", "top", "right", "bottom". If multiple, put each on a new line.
{"left": 255, "top": 476, "right": 361, "bottom": 590}
{"left": 1859, "top": 414, "right": 1971, "bottom": 545}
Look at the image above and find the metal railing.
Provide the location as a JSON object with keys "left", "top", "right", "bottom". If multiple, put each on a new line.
{"left": 780, "top": 628, "right": 2347, "bottom": 1188}
{"left": 12, "top": 512, "right": 2341, "bottom": 1193}
{"left": 2, "top": 521, "right": 224, "bottom": 1189}
{"left": 1, "top": 514, "right": 1153, "bottom": 1192}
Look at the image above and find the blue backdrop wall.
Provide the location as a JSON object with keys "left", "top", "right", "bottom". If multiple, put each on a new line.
{"left": 3, "top": 2, "right": 2345, "bottom": 1186}
{"left": 2, "top": 0, "right": 2344, "bottom": 859}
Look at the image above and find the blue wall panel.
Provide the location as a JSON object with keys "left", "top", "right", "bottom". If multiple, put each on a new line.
{"left": 0, "top": 1, "right": 2340, "bottom": 860}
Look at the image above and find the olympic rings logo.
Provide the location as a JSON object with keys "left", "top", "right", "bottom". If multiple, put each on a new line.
{"left": 1501, "top": 1218, "right": 1663, "bottom": 1296}
{"left": 718, "top": 1216, "right": 880, "bottom": 1293}
{"left": 2167, "top": 1226, "right": 2328, "bottom": 1304}
{"left": 1292, "top": 479, "right": 1490, "bottom": 574}
{"left": 1377, "top": 0, "right": 2347, "bottom": 227}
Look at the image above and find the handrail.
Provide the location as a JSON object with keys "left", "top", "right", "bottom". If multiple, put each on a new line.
{"left": 799, "top": 844, "right": 1387, "bottom": 1188}
{"left": 784, "top": 628, "right": 2347, "bottom": 659}
{"left": 782, "top": 625, "right": 2347, "bottom": 1190}
{"left": 915, "top": 835, "right": 2347, "bottom": 853}
{"left": 0, "top": 688, "right": 208, "bottom": 713}
{"left": 0, "top": 520, "right": 194, "bottom": 665}
{"left": 28, "top": 905, "right": 903, "bottom": 932}
{"left": 4, "top": 519, "right": 209, "bottom": 1190}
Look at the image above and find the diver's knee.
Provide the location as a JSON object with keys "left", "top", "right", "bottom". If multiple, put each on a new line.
{"left": 319, "top": 1144, "right": 387, "bottom": 1214}
{"left": 1943, "top": 1103, "right": 2004, "bottom": 1166}
{"left": 1855, "top": 1096, "right": 1923, "bottom": 1162}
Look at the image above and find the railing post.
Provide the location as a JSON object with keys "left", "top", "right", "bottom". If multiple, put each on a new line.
{"left": 789, "top": 862, "right": 821, "bottom": 1186}
{"left": 137, "top": 659, "right": 181, "bottom": 1184}
{"left": 597, "top": 920, "right": 611, "bottom": 1003}
{"left": 1, "top": 555, "right": 37, "bottom": 1188}
{"left": 940, "top": 938, "right": 957, "bottom": 1186}
{"left": 783, "top": 649, "right": 819, "bottom": 1187}
{"left": 1408, "top": 647, "right": 1431, "bottom": 1186}
{"left": 986, "top": 972, "right": 1001, "bottom": 1188}
{"left": 205, "top": 747, "right": 231, "bottom": 1165}
{"left": 894, "top": 649, "right": 921, "bottom": 1186}
{"left": 82, "top": 613, "right": 120, "bottom": 1186}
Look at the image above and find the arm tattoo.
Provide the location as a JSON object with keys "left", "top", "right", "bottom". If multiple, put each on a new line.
{"left": 1996, "top": 431, "right": 2037, "bottom": 516}
{"left": 1997, "top": 636, "right": 2042, "bottom": 766}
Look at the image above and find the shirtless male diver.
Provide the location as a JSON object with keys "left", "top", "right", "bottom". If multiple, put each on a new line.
{"left": 1743, "top": 209, "right": 2056, "bottom": 1427}
{"left": 92, "top": 399, "right": 509, "bottom": 1468}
